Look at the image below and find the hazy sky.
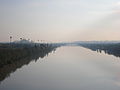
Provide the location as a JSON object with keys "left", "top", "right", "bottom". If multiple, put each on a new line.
{"left": 0, "top": 0, "right": 120, "bottom": 42}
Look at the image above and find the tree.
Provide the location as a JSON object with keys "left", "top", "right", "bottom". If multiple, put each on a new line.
{"left": 20, "top": 38, "right": 22, "bottom": 41}
{"left": 10, "top": 36, "right": 12, "bottom": 43}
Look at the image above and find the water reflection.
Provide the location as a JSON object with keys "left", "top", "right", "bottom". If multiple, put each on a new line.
{"left": 0, "top": 45, "right": 58, "bottom": 83}
{"left": 0, "top": 45, "right": 120, "bottom": 90}
{"left": 78, "top": 43, "right": 120, "bottom": 58}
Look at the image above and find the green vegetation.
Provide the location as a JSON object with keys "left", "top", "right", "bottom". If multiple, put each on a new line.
{"left": 0, "top": 43, "right": 59, "bottom": 82}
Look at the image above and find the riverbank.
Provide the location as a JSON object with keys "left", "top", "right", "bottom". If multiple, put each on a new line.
{"left": 78, "top": 43, "right": 120, "bottom": 57}
{"left": 0, "top": 43, "right": 59, "bottom": 68}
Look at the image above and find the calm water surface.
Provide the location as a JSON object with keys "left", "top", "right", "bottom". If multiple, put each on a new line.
{"left": 0, "top": 46, "right": 120, "bottom": 90}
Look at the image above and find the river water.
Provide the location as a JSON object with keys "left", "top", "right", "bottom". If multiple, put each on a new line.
{"left": 0, "top": 46, "right": 120, "bottom": 90}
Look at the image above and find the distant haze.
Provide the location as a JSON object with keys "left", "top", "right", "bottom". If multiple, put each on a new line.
{"left": 0, "top": 0, "right": 120, "bottom": 42}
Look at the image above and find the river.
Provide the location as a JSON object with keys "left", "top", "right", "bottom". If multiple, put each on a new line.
{"left": 0, "top": 46, "right": 120, "bottom": 90}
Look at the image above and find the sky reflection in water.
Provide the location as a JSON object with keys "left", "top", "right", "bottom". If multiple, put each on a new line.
{"left": 0, "top": 46, "right": 120, "bottom": 90}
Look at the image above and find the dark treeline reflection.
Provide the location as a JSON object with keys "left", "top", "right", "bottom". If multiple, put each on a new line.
{"left": 78, "top": 43, "right": 120, "bottom": 58}
{"left": 0, "top": 44, "right": 59, "bottom": 83}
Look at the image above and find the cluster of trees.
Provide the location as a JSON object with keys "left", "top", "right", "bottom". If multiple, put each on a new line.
{"left": 0, "top": 43, "right": 59, "bottom": 82}
{"left": 9, "top": 36, "right": 48, "bottom": 44}
{"left": 79, "top": 43, "right": 120, "bottom": 58}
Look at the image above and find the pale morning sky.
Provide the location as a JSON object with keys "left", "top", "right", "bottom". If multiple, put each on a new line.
{"left": 0, "top": 0, "right": 120, "bottom": 42}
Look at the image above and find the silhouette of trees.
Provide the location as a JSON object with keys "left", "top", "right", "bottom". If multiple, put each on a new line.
{"left": 20, "top": 38, "right": 22, "bottom": 41}
{"left": 0, "top": 44, "right": 59, "bottom": 83}
{"left": 10, "top": 36, "right": 12, "bottom": 43}
{"left": 79, "top": 43, "right": 120, "bottom": 58}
